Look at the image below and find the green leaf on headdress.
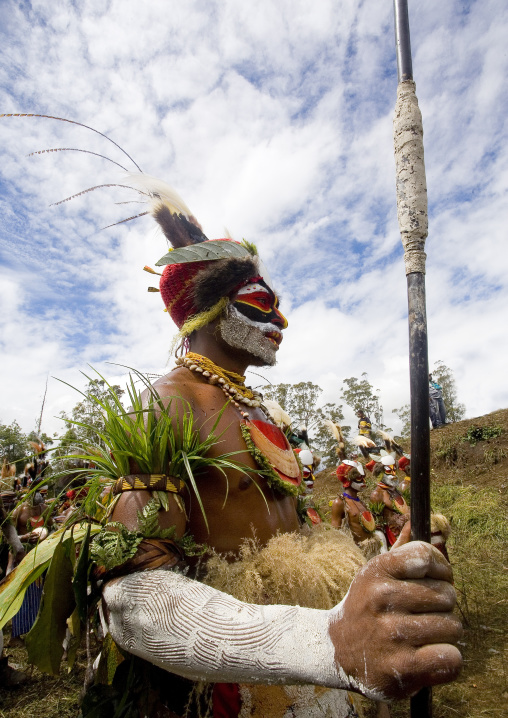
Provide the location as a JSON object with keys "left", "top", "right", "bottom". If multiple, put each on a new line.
{"left": 240, "top": 238, "right": 258, "bottom": 256}
{"left": 155, "top": 239, "right": 251, "bottom": 266}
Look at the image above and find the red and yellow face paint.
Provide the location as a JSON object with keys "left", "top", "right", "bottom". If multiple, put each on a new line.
{"left": 232, "top": 279, "right": 288, "bottom": 347}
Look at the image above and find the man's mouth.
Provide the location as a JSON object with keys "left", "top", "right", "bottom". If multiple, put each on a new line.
{"left": 264, "top": 330, "right": 283, "bottom": 347}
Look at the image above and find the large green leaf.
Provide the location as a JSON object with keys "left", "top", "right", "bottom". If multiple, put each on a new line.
{"left": 0, "top": 524, "right": 100, "bottom": 630}
{"left": 73, "top": 523, "right": 92, "bottom": 623}
{"left": 66, "top": 607, "right": 81, "bottom": 672}
{"left": 96, "top": 633, "right": 126, "bottom": 686}
{"left": 155, "top": 239, "right": 250, "bottom": 266}
{"left": 25, "top": 538, "right": 76, "bottom": 675}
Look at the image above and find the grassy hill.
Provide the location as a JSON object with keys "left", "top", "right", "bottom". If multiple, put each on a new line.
{"left": 1, "top": 410, "right": 507, "bottom": 717}
{"left": 314, "top": 408, "right": 508, "bottom": 718}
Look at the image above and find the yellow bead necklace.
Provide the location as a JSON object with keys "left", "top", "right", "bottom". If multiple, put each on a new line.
{"left": 175, "top": 352, "right": 262, "bottom": 414}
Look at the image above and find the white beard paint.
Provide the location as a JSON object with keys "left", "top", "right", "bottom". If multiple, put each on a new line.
{"left": 219, "top": 306, "right": 279, "bottom": 366}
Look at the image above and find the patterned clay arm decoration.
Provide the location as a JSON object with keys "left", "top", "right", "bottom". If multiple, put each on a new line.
{"left": 102, "top": 570, "right": 381, "bottom": 698}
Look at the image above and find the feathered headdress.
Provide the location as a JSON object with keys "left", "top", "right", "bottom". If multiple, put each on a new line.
{"left": 0, "top": 115, "right": 267, "bottom": 341}
{"left": 130, "top": 173, "right": 264, "bottom": 340}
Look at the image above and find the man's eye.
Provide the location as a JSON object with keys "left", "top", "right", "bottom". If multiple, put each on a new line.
{"left": 256, "top": 298, "right": 269, "bottom": 308}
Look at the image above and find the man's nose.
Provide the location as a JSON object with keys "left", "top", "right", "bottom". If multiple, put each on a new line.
{"left": 273, "top": 307, "right": 288, "bottom": 329}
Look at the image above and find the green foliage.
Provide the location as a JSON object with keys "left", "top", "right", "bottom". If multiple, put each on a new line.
{"left": 260, "top": 381, "right": 323, "bottom": 430}
{"left": 341, "top": 373, "right": 385, "bottom": 428}
{"left": 431, "top": 360, "right": 466, "bottom": 422}
{"left": 461, "top": 424, "right": 502, "bottom": 446}
{"left": 90, "top": 523, "right": 143, "bottom": 572}
{"left": 0, "top": 523, "right": 100, "bottom": 630}
{"left": 57, "top": 378, "right": 125, "bottom": 454}
{"left": 431, "top": 484, "right": 508, "bottom": 632}
{"left": 259, "top": 381, "right": 347, "bottom": 467}
{"left": 392, "top": 403, "right": 411, "bottom": 439}
{"left": 434, "top": 439, "right": 458, "bottom": 466}
{"left": 136, "top": 497, "right": 178, "bottom": 540}
{"left": 27, "top": 429, "right": 54, "bottom": 447}
{"left": 90, "top": 497, "right": 205, "bottom": 572}
{"left": 73, "top": 523, "right": 92, "bottom": 624}
{"left": 369, "top": 501, "right": 387, "bottom": 526}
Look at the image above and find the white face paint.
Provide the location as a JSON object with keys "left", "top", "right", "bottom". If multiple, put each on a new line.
{"left": 219, "top": 304, "right": 282, "bottom": 366}
{"left": 350, "top": 480, "right": 366, "bottom": 491}
{"left": 382, "top": 472, "right": 397, "bottom": 488}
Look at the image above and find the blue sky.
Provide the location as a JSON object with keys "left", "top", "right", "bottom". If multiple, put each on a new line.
{"left": 0, "top": 0, "right": 507, "bottom": 438}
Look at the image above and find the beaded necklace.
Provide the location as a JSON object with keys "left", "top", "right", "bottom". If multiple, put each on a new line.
{"left": 174, "top": 352, "right": 303, "bottom": 497}
{"left": 175, "top": 352, "right": 263, "bottom": 416}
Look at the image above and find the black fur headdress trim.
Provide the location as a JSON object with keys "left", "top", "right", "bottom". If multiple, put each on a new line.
{"left": 192, "top": 257, "right": 258, "bottom": 311}
{"left": 153, "top": 204, "right": 208, "bottom": 247}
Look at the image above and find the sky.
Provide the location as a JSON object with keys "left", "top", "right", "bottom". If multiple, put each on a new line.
{"left": 0, "top": 0, "right": 507, "bottom": 443}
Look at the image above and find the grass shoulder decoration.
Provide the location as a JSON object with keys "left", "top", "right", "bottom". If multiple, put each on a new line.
{"left": 0, "top": 366, "right": 246, "bottom": 678}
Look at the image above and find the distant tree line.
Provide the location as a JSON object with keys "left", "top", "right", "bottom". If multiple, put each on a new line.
{"left": 2, "top": 363, "right": 465, "bottom": 474}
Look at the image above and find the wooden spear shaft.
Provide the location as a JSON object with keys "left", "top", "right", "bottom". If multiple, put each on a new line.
{"left": 392, "top": 2, "right": 432, "bottom": 715}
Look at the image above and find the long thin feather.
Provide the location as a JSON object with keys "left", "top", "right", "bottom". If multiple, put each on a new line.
{"left": 28, "top": 148, "right": 130, "bottom": 172}
{"left": 51, "top": 184, "right": 146, "bottom": 207}
{"left": 0, "top": 113, "right": 142, "bottom": 172}
{"left": 102, "top": 212, "right": 149, "bottom": 230}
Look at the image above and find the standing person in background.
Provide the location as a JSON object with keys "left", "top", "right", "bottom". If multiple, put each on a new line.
{"left": 356, "top": 408, "right": 373, "bottom": 440}
{"left": 429, "top": 374, "right": 447, "bottom": 427}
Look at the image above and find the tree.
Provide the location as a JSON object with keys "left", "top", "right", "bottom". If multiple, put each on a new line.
{"left": 431, "top": 361, "right": 466, "bottom": 422}
{"left": 0, "top": 420, "right": 29, "bottom": 472}
{"left": 312, "top": 403, "right": 351, "bottom": 468}
{"left": 259, "top": 382, "right": 348, "bottom": 468}
{"left": 340, "top": 373, "right": 386, "bottom": 428}
{"left": 58, "top": 379, "right": 125, "bottom": 453}
{"left": 392, "top": 404, "right": 411, "bottom": 439}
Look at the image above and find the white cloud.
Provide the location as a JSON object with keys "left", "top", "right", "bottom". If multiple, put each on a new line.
{"left": 0, "top": 0, "right": 507, "bottom": 446}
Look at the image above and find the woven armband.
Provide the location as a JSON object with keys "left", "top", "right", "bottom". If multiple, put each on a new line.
{"left": 112, "top": 474, "right": 184, "bottom": 495}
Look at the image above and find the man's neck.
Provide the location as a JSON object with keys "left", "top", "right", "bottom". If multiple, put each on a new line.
{"left": 189, "top": 322, "right": 254, "bottom": 376}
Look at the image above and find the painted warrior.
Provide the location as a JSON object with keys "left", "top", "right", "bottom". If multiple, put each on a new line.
{"left": 100, "top": 179, "right": 461, "bottom": 717}
{"left": 331, "top": 462, "right": 374, "bottom": 539}
{"left": 397, "top": 454, "right": 411, "bottom": 494}
{"left": 395, "top": 455, "right": 451, "bottom": 560}
{"left": 369, "top": 455, "right": 410, "bottom": 548}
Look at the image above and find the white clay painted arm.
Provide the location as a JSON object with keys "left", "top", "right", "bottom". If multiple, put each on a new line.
{"left": 102, "top": 569, "right": 378, "bottom": 697}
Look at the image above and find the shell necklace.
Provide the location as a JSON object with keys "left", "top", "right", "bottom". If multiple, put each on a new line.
{"left": 175, "top": 352, "right": 263, "bottom": 417}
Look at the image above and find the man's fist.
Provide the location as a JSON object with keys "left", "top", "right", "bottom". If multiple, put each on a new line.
{"left": 329, "top": 541, "right": 462, "bottom": 700}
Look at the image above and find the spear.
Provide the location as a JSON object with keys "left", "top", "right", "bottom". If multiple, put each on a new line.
{"left": 392, "top": 2, "right": 432, "bottom": 716}
{"left": 36, "top": 374, "right": 49, "bottom": 437}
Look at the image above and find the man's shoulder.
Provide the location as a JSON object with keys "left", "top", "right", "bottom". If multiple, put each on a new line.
{"left": 370, "top": 486, "right": 386, "bottom": 501}
{"left": 150, "top": 369, "right": 235, "bottom": 420}
{"left": 152, "top": 368, "right": 207, "bottom": 399}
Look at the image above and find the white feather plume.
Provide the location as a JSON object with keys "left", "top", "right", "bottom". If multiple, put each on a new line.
{"left": 353, "top": 435, "right": 377, "bottom": 448}
{"left": 323, "top": 419, "right": 344, "bottom": 444}
{"left": 126, "top": 173, "right": 195, "bottom": 218}
{"left": 263, "top": 400, "right": 293, "bottom": 429}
